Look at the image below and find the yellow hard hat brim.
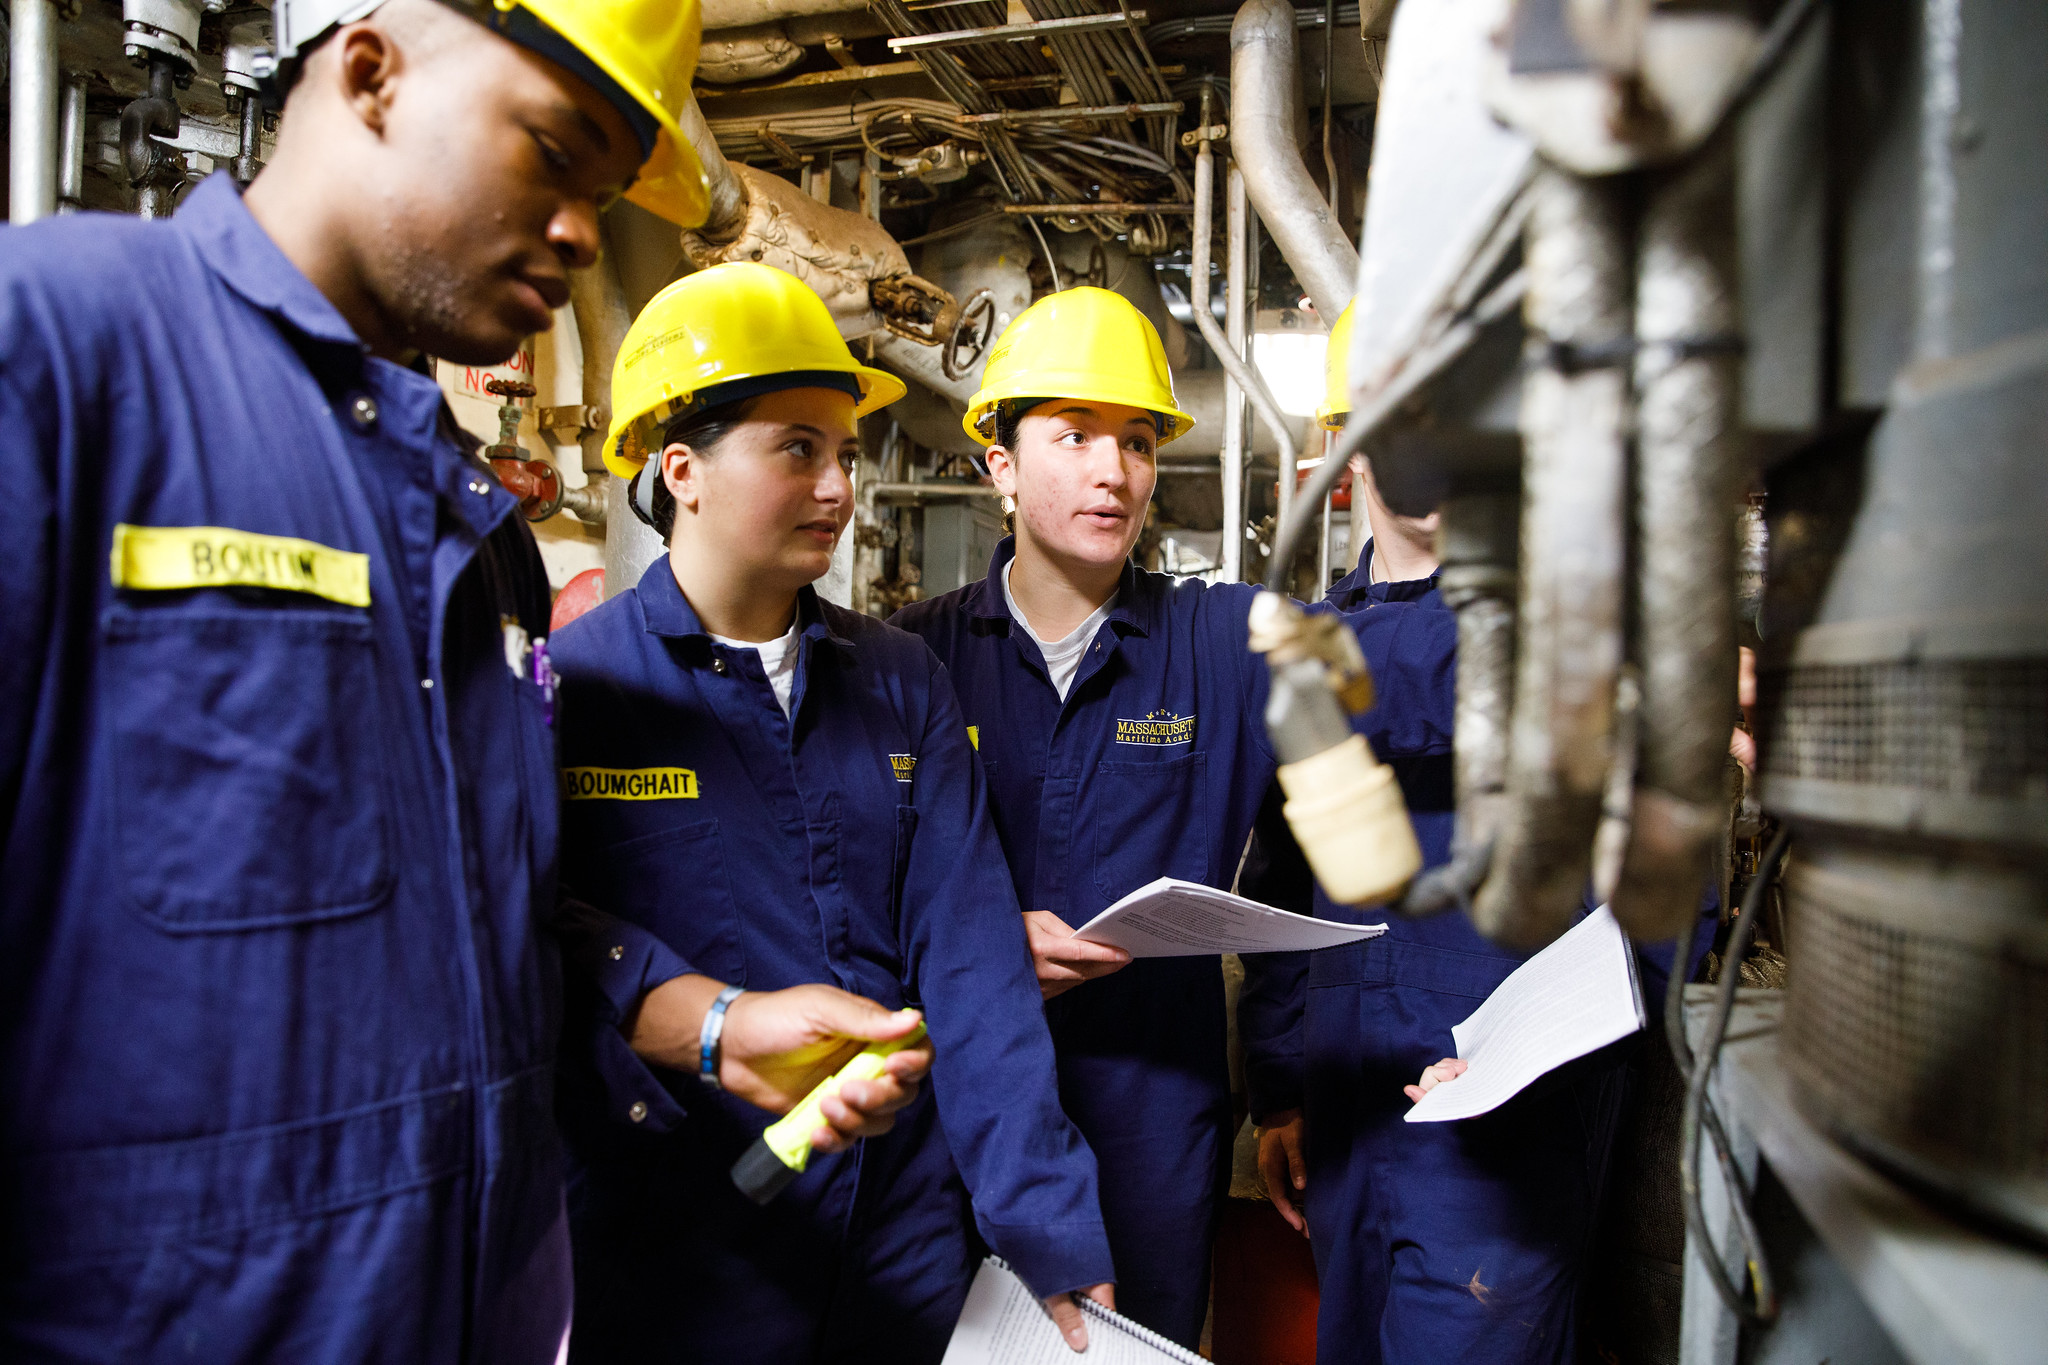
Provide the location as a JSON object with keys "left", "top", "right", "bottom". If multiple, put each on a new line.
{"left": 623, "top": 119, "right": 713, "bottom": 228}
{"left": 964, "top": 379, "right": 1197, "bottom": 448}
{"left": 602, "top": 361, "right": 906, "bottom": 481}
{"left": 1316, "top": 401, "right": 1347, "bottom": 431}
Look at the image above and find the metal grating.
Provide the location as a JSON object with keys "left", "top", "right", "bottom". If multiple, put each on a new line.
{"left": 1783, "top": 878, "right": 2048, "bottom": 1180}
{"left": 1767, "top": 658, "right": 2048, "bottom": 800}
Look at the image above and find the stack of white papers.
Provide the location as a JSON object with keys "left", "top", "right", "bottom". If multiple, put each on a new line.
{"left": 1405, "top": 906, "right": 1645, "bottom": 1123}
{"left": 1070, "top": 877, "right": 1387, "bottom": 958}
{"left": 941, "top": 1259, "right": 1204, "bottom": 1365}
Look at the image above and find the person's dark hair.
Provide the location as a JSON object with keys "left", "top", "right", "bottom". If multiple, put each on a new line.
{"left": 645, "top": 395, "right": 756, "bottom": 542}
{"left": 990, "top": 398, "right": 1164, "bottom": 454}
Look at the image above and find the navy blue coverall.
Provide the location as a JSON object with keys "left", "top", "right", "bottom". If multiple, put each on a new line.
{"left": 1240, "top": 558, "right": 1670, "bottom": 1365}
{"left": 0, "top": 177, "right": 572, "bottom": 1363}
{"left": 551, "top": 563, "right": 1113, "bottom": 1364}
{"left": 893, "top": 539, "right": 1276, "bottom": 1348}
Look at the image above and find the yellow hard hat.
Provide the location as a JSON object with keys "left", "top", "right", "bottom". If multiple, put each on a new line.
{"left": 501, "top": 0, "right": 713, "bottom": 226}
{"left": 1315, "top": 301, "right": 1356, "bottom": 430}
{"left": 604, "top": 262, "right": 907, "bottom": 479}
{"left": 963, "top": 286, "right": 1194, "bottom": 446}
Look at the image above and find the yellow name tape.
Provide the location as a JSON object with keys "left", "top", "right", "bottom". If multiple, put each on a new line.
{"left": 110, "top": 523, "right": 371, "bottom": 608}
{"left": 560, "top": 767, "right": 699, "bottom": 801}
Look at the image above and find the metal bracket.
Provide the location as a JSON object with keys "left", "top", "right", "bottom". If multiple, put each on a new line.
{"left": 1180, "top": 122, "right": 1228, "bottom": 147}
{"left": 537, "top": 403, "right": 607, "bottom": 437}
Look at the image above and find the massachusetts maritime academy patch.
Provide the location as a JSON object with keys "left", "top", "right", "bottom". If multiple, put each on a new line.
{"left": 1114, "top": 708, "right": 1196, "bottom": 746}
{"left": 889, "top": 754, "right": 917, "bottom": 783}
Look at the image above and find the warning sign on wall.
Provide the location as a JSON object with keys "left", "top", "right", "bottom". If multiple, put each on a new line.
{"left": 444, "top": 347, "right": 537, "bottom": 402}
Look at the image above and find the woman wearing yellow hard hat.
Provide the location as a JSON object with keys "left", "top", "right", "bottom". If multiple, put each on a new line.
{"left": 549, "top": 262, "right": 1115, "bottom": 1361}
{"left": 892, "top": 286, "right": 1278, "bottom": 1349}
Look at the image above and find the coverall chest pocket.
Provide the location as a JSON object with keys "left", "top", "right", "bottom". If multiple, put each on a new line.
{"left": 590, "top": 818, "right": 746, "bottom": 985}
{"left": 1089, "top": 750, "right": 1211, "bottom": 902}
{"left": 102, "top": 608, "right": 395, "bottom": 932}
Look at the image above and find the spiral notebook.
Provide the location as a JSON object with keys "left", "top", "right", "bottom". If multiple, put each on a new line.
{"left": 941, "top": 1258, "right": 1205, "bottom": 1364}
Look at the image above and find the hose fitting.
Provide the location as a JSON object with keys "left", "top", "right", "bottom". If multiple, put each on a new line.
{"left": 1250, "top": 592, "right": 1423, "bottom": 907}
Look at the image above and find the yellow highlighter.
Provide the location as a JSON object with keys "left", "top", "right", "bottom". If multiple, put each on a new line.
{"left": 731, "top": 1020, "right": 930, "bottom": 1205}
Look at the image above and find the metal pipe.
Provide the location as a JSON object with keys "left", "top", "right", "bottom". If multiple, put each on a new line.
{"left": 1001, "top": 202, "right": 1194, "bottom": 217}
{"left": 1317, "top": 479, "right": 1333, "bottom": 591}
{"left": 963, "top": 102, "right": 1182, "bottom": 125}
{"left": 1228, "top": 0, "right": 1359, "bottom": 320}
{"left": 9, "top": 0, "right": 61, "bottom": 225}
{"left": 1611, "top": 138, "right": 1747, "bottom": 942}
{"left": 864, "top": 482, "right": 1003, "bottom": 502}
{"left": 1469, "top": 168, "right": 1631, "bottom": 950}
{"left": 57, "top": 74, "right": 86, "bottom": 214}
{"left": 1227, "top": 164, "right": 1256, "bottom": 580}
{"left": 569, "top": 230, "right": 665, "bottom": 596}
{"left": 1189, "top": 89, "right": 1297, "bottom": 583}
{"left": 888, "top": 10, "right": 1149, "bottom": 52}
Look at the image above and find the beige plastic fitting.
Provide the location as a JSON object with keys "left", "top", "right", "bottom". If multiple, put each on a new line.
{"left": 1277, "top": 734, "right": 1425, "bottom": 907}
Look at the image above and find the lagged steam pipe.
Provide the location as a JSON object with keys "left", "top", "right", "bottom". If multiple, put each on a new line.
{"left": 1469, "top": 168, "right": 1631, "bottom": 950}
{"left": 1227, "top": 0, "right": 1359, "bottom": 320}
{"left": 1610, "top": 139, "right": 1747, "bottom": 941}
{"left": 1399, "top": 491, "right": 1517, "bottom": 916}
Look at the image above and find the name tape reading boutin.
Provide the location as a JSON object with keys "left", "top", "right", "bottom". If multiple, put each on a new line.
{"left": 109, "top": 524, "right": 371, "bottom": 607}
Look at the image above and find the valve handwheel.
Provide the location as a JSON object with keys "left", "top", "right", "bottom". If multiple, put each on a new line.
{"left": 941, "top": 289, "right": 998, "bottom": 382}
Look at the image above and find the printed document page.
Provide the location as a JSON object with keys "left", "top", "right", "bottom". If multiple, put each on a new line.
{"left": 941, "top": 1259, "right": 1204, "bottom": 1365}
{"left": 1070, "top": 877, "right": 1387, "bottom": 957}
{"left": 1405, "top": 906, "right": 1645, "bottom": 1123}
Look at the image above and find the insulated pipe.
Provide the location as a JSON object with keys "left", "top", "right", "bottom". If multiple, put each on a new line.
{"left": 1610, "top": 139, "right": 1747, "bottom": 941}
{"left": 1190, "top": 102, "right": 1297, "bottom": 585}
{"left": 677, "top": 91, "right": 750, "bottom": 240}
{"left": 1400, "top": 491, "right": 1517, "bottom": 916}
{"left": 701, "top": 0, "right": 865, "bottom": 26}
{"left": 9, "top": 0, "right": 61, "bottom": 225}
{"left": 1228, "top": 0, "right": 1360, "bottom": 320}
{"left": 1470, "top": 168, "right": 1631, "bottom": 950}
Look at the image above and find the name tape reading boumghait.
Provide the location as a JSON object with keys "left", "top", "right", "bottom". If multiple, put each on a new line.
{"left": 560, "top": 767, "right": 700, "bottom": 801}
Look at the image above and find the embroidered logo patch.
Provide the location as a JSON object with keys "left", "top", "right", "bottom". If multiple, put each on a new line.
{"left": 889, "top": 754, "right": 917, "bottom": 783}
{"left": 1114, "top": 709, "right": 1196, "bottom": 746}
{"left": 560, "top": 767, "right": 699, "bottom": 801}
{"left": 109, "top": 523, "right": 370, "bottom": 607}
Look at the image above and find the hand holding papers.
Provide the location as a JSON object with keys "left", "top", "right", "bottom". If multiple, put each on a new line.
{"left": 1404, "top": 906, "right": 1645, "bottom": 1123}
{"left": 942, "top": 1259, "right": 1204, "bottom": 1365}
{"left": 1070, "top": 877, "right": 1388, "bottom": 958}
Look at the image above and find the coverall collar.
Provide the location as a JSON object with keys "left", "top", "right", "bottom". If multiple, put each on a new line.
{"left": 175, "top": 174, "right": 511, "bottom": 542}
{"left": 634, "top": 556, "right": 853, "bottom": 652}
{"left": 967, "top": 535, "right": 1153, "bottom": 639}
{"left": 175, "top": 173, "right": 366, "bottom": 351}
